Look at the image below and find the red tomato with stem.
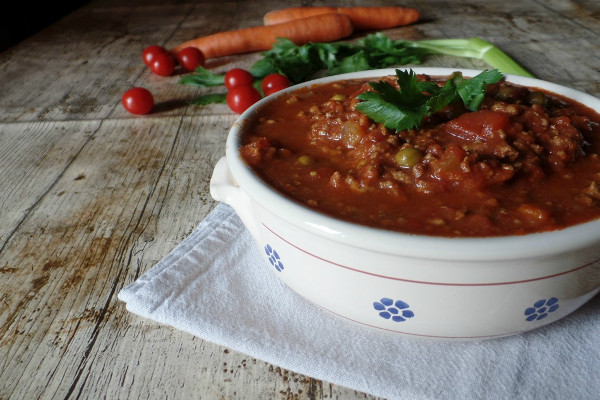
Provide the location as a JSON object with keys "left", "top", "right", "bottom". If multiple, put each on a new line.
{"left": 176, "top": 47, "right": 205, "bottom": 71}
{"left": 226, "top": 86, "right": 261, "bottom": 114}
{"left": 150, "top": 52, "right": 175, "bottom": 76}
{"left": 261, "top": 73, "right": 291, "bottom": 96}
{"left": 121, "top": 87, "right": 154, "bottom": 115}
{"left": 142, "top": 45, "right": 167, "bottom": 67}
{"left": 224, "top": 68, "right": 254, "bottom": 90}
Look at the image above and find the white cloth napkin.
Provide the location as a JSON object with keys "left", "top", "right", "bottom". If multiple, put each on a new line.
{"left": 118, "top": 203, "right": 600, "bottom": 400}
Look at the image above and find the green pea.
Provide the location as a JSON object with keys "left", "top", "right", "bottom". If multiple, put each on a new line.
{"left": 395, "top": 147, "right": 422, "bottom": 168}
{"left": 297, "top": 155, "right": 313, "bottom": 166}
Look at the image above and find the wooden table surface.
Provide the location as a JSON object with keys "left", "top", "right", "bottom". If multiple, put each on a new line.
{"left": 1, "top": 0, "right": 598, "bottom": 398}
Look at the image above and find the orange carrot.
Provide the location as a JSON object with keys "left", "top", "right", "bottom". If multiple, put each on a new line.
{"left": 263, "top": 6, "right": 421, "bottom": 31}
{"left": 170, "top": 13, "right": 353, "bottom": 59}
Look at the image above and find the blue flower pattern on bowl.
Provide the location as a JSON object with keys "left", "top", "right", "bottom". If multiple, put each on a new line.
{"left": 524, "top": 297, "right": 559, "bottom": 321}
{"left": 265, "top": 244, "right": 284, "bottom": 272}
{"left": 373, "top": 298, "right": 414, "bottom": 322}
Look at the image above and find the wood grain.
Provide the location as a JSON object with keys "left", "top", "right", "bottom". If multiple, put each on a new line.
{"left": 0, "top": 0, "right": 598, "bottom": 398}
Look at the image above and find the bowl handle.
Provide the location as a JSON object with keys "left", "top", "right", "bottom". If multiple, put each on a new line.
{"left": 210, "top": 157, "right": 261, "bottom": 240}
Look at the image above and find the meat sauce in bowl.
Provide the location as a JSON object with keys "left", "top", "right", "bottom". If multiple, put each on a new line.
{"left": 240, "top": 73, "right": 600, "bottom": 237}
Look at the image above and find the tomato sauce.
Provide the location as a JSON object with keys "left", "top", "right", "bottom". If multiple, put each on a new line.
{"left": 240, "top": 75, "right": 600, "bottom": 237}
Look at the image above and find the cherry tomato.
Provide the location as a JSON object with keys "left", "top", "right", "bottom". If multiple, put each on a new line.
{"left": 224, "top": 68, "right": 254, "bottom": 90}
{"left": 121, "top": 87, "right": 154, "bottom": 115}
{"left": 142, "top": 45, "right": 168, "bottom": 67}
{"left": 176, "top": 47, "right": 205, "bottom": 71}
{"left": 150, "top": 52, "right": 175, "bottom": 76}
{"left": 226, "top": 86, "right": 261, "bottom": 114}
{"left": 261, "top": 73, "right": 291, "bottom": 96}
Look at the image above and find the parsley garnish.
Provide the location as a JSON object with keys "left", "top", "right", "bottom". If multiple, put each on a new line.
{"left": 355, "top": 69, "right": 503, "bottom": 131}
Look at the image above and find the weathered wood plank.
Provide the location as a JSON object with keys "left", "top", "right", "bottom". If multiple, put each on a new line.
{"left": 0, "top": 120, "right": 99, "bottom": 249}
{"left": 0, "top": 115, "right": 222, "bottom": 397}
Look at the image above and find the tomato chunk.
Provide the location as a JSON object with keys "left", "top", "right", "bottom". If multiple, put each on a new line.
{"left": 444, "top": 110, "right": 510, "bottom": 141}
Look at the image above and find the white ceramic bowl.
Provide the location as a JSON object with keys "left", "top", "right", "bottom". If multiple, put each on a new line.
{"left": 210, "top": 68, "right": 600, "bottom": 340}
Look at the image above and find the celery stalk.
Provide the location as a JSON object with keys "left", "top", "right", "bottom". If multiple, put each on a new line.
{"left": 407, "top": 37, "right": 534, "bottom": 78}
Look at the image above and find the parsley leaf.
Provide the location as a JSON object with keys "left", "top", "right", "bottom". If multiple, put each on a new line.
{"left": 456, "top": 69, "right": 503, "bottom": 110}
{"left": 178, "top": 67, "right": 225, "bottom": 87}
{"left": 356, "top": 69, "right": 503, "bottom": 131}
{"left": 250, "top": 38, "right": 360, "bottom": 83}
{"left": 356, "top": 90, "right": 428, "bottom": 131}
{"left": 355, "top": 70, "right": 433, "bottom": 130}
{"left": 358, "top": 32, "right": 430, "bottom": 67}
{"left": 191, "top": 92, "right": 227, "bottom": 105}
{"left": 248, "top": 34, "right": 433, "bottom": 84}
